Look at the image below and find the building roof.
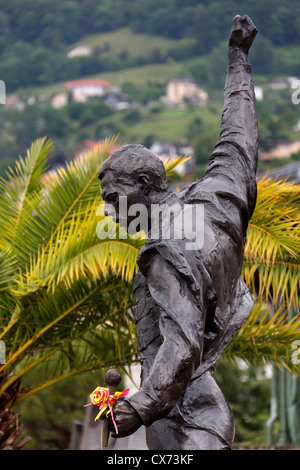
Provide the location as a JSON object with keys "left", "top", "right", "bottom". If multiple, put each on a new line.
{"left": 65, "top": 79, "right": 110, "bottom": 90}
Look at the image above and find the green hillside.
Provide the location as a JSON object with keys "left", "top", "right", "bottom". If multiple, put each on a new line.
{"left": 1, "top": 0, "right": 300, "bottom": 93}
{"left": 70, "top": 27, "right": 181, "bottom": 57}
{"left": 20, "top": 24, "right": 300, "bottom": 101}
{"left": 28, "top": 62, "right": 184, "bottom": 99}
{"left": 2, "top": 3, "right": 300, "bottom": 181}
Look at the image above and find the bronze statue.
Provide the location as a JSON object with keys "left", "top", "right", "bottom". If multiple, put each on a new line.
{"left": 98, "top": 15, "right": 258, "bottom": 450}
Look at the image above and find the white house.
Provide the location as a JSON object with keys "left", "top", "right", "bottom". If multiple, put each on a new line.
{"left": 260, "top": 140, "right": 300, "bottom": 161}
{"left": 254, "top": 86, "right": 263, "bottom": 101}
{"left": 67, "top": 46, "right": 92, "bottom": 58}
{"left": 149, "top": 141, "right": 195, "bottom": 175}
{"left": 102, "top": 88, "right": 131, "bottom": 110}
{"left": 166, "top": 77, "right": 208, "bottom": 106}
{"left": 65, "top": 79, "right": 111, "bottom": 102}
{"left": 51, "top": 93, "right": 68, "bottom": 109}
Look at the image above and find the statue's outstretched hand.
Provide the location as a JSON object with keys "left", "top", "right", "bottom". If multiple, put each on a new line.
{"left": 105, "top": 399, "right": 143, "bottom": 438}
{"left": 228, "top": 15, "right": 257, "bottom": 64}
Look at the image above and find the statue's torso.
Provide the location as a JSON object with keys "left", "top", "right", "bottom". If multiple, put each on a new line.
{"left": 133, "top": 270, "right": 162, "bottom": 384}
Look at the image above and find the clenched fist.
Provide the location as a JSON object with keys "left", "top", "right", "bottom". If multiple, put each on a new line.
{"left": 228, "top": 15, "right": 257, "bottom": 65}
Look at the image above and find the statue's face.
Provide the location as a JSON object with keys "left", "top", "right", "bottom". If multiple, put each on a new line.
{"left": 100, "top": 169, "right": 150, "bottom": 229}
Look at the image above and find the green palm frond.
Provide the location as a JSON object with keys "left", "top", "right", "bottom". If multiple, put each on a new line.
{"left": 36, "top": 137, "right": 118, "bottom": 241}
{"left": 246, "top": 176, "right": 300, "bottom": 261}
{"left": 237, "top": 177, "right": 300, "bottom": 371}
{"left": 243, "top": 176, "right": 300, "bottom": 308}
{"left": 163, "top": 154, "right": 191, "bottom": 178}
{"left": 0, "top": 138, "right": 54, "bottom": 262}
{"left": 226, "top": 302, "right": 300, "bottom": 374}
{"left": 0, "top": 249, "right": 16, "bottom": 320}
{"left": 0, "top": 274, "right": 137, "bottom": 395}
{"left": 14, "top": 200, "right": 143, "bottom": 296}
{"left": 243, "top": 260, "right": 300, "bottom": 309}
{"left": 14, "top": 146, "right": 188, "bottom": 298}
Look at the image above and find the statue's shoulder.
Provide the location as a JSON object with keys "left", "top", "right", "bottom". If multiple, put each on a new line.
{"left": 178, "top": 177, "right": 212, "bottom": 204}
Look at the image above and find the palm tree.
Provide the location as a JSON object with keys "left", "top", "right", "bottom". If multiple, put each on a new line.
{"left": 0, "top": 136, "right": 188, "bottom": 449}
{"left": 0, "top": 136, "right": 299, "bottom": 449}
{"left": 236, "top": 176, "right": 300, "bottom": 446}
{"left": 228, "top": 176, "right": 300, "bottom": 373}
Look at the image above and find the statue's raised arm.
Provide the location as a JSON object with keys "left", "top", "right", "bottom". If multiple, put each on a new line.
{"left": 182, "top": 15, "right": 258, "bottom": 223}
{"left": 225, "top": 14, "right": 258, "bottom": 172}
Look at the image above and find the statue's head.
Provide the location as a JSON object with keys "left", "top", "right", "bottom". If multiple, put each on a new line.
{"left": 98, "top": 144, "right": 170, "bottom": 229}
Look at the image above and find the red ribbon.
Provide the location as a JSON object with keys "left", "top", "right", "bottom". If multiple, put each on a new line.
{"left": 84, "top": 386, "right": 130, "bottom": 435}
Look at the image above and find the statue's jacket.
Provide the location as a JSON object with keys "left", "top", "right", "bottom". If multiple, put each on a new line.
{"left": 127, "top": 63, "right": 258, "bottom": 447}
